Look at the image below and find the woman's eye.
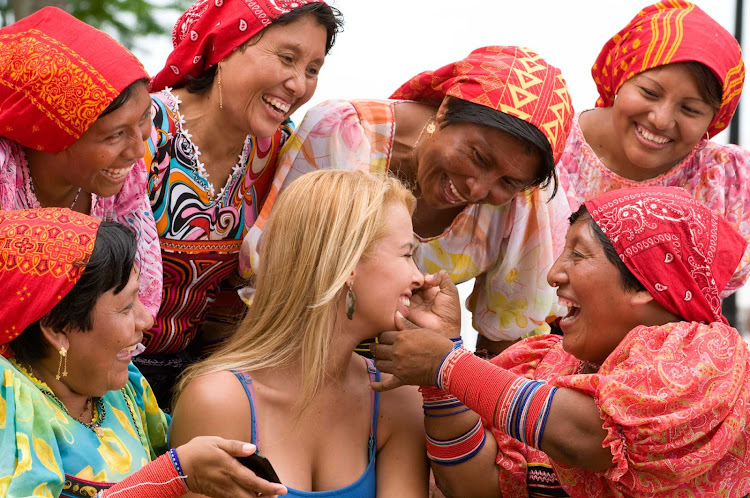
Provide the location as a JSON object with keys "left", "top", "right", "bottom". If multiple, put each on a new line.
{"left": 640, "top": 87, "right": 658, "bottom": 98}
{"left": 107, "top": 131, "right": 124, "bottom": 141}
{"left": 279, "top": 54, "right": 294, "bottom": 64}
{"left": 472, "top": 149, "right": 487, "bottom": 167}
{"left": 682, "top": 105, "right": 702, "bottom": 115}
{"left": 306, "top": 66, "right": 320, "bottom": 77}
{"left": 404, "top": 253, "right": 414, "bottom": 259}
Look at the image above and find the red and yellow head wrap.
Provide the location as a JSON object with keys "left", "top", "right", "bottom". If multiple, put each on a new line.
{"left": 586, "top": 187, "right": 746, "bottom": 324}
{"left": 0, "top": 208, "right": 100, "bottom": 358}
{"left": 0, "top": 7, "right": 148, "bottom": 153}
{"left": 592, "top": 1, "right": 744, "bottom": 137}
{"left": 390, "top": 46, "right": 574, "bottom": 163}
{"left": 151, "top": 0, "right": 326, "bottom": 91}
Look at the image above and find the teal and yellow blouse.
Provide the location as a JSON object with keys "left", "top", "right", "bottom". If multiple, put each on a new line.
{"left": 0, "top": 357, "right": 169, "bottom": 497}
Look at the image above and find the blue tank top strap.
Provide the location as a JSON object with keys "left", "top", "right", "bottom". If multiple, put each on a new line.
{"left": 364, "top": 357, "right": 379, "bottom": 461}
{"left": 231, "top": 370, "right": 260, "bottom": 451}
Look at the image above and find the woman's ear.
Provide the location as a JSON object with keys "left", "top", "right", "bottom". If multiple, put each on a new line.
{"left": 629, "top": 289, "right": 654, "bottom": 307}
{"left": 39, "top": 323, "right": 69, "bottom": 353}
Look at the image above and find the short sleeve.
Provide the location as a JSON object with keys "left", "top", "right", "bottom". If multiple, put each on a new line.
{"left": 554, "top": 322, "right": 750, "bottom": 495}
{"left": 123, "top": 363, "right": 169, "bottom": 459}
{"left": 0, "top": 362, "right": 66, "bottom": 497}
{"left": 467, "top": 185, "right": 571, "bottom": 341}
{"left": 240, "top": 99, "right": 381, "bottom": 278}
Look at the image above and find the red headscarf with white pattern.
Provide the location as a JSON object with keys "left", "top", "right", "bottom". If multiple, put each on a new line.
{"left": 150, "top": 0, "right": 326, "bottom": 91}
{"left": 585, "top": 187, "right": 746, "bottom": 324}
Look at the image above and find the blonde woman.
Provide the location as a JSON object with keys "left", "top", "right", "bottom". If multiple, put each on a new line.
{"left": 171, "top": 170, "right": 429, "bottom": 497}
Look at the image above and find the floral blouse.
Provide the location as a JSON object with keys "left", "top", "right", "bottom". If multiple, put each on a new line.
{"left": 558, "top": 113, "right": 750, "bottom": 297}
{"left": 242, "top": 99, "right": 571, "bottom": 341}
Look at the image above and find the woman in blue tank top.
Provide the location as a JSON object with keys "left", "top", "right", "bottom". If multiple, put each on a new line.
{"left": 170, "top": 170, "right": 429, "bottom": 497}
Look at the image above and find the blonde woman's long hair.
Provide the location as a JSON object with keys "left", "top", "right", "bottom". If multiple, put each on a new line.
{"left": 177, "top": 170, "right": 416, "bottom": 412}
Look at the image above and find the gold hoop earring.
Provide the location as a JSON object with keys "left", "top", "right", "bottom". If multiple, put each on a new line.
{"left": 345, "top": 282, "right": 356, "bottom": 320}
{"left": 56, "top": 346, "right": 68, "bottom": 380}
{"left": 217, "top": 64, "right": 224, "bottom": 110}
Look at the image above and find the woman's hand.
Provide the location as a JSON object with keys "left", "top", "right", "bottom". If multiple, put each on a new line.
{"left": 407, "top": 270, "right": 461, "bottom": 338}
{"left": 176, "top": 436, "right": 287, "bottom": 497}
{"left": 370, "top": 316, "right": 454, "bottom": 392}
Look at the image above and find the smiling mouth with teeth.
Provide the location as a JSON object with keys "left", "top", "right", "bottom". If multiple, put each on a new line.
{"left": 263, "top": 95, "right": 290, "bottom": 114}
{"left": 636, "top": 124, "right": 671, "bottom": 144}
{"left": 399, "top": 296, "right": 411, "bottom": 307}
{"left": 443, "top": 176, "right": 468, "bottom": 204}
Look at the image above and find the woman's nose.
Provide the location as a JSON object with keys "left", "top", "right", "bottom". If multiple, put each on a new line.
{"left": 466, "top": 177, "right": 490, "bottom": 203}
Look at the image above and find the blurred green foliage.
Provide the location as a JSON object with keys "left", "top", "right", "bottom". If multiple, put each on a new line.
{"left": 0, "top": 0, "right": 190, "bottom": 49}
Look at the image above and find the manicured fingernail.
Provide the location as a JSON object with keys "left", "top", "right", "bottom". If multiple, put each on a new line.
{"left": 396, "top": 311, "right": 404, "bottom": 319}
{"left": 243, "top": 443, "right": 254, "bottom": 452}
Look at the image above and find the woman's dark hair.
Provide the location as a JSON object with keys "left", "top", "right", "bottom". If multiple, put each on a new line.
{"left": 11, "top": 222, "right": 138, "bottom": 361}
{"left": 440, "top": 96, "right": 557, "bottom": 197}
{"left": 682, "top": 61, "right": 723, "bottom": 110}
{"left": 185, "top": 3, "right": 344, "bottom": 94}
{"left": 569, "top": 205, "right": 645, "bottom": 293}
{"left": 99, "top": 78, "right": 150, "bottom": 118}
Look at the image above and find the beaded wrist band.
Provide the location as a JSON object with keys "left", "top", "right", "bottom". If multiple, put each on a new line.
{"left": 420, "top": 338, "right": 465, "bottom": 413}
{"left": 425, "top": 417, "right": 486, "bottom": 466}
{"left": 168, "top": 448, "right": 185, "bottom": 477}
{"left": 98, "top": 453, "right": 187, "bottom": 497}
{"left": 441, "top": 347, "right": 558, "bottom": 449}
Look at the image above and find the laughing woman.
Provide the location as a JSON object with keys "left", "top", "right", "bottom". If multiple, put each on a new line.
{"left": 242, "top": 46, "right": 574, "bottom": 358}
{"left": 141, "top": 0, "right": 343, "bottom": 407}
{"left": 370, "top": 187, "right": 750, "bottom": 497}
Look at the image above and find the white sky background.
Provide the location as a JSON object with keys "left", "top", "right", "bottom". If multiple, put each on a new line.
{"left": 134, "top": 0, "right": 750, "bottom": 345}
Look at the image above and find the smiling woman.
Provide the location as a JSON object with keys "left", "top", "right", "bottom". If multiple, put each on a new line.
{"left": 242, "top": 45, "right": 574, "bottom": 358}
{"left": 0, "top": 7, "right": 162, "bottom": 321}
{"left": 140, "top": 0, "right": 344, "bottom": 408}
{"left": 557, "top": 0, "right": 750, "bottom": 298}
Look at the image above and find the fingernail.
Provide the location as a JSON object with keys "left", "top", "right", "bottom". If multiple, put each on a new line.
{"left": 242, "top": 443, "right": 254, "bottom": 452}
{"left": 395, "top": 311, "right": 404, "bottom": 319}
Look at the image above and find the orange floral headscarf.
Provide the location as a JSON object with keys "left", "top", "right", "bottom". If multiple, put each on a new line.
{"left": 390, "top": 46, "right": 574, "bottom": 163}
{"left": 592, "top": 1, "right": 744, "bottom": 137}
{"left": 151, "top": 0, "right": 326, "bottom": 91}
{"left": 0, "top": 7, "right": 148, "bottom": 153}
{"left": 0, "top": 208, "right": 100, "bottom": 358}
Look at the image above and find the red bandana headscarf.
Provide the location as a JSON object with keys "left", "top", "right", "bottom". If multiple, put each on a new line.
{"left": 0, "top": 7, "right": 148, "bottom": 153}
{"left": 592, "top": 1, "right": 745, "bottom": 137}
{"left": 0, "top": 208, "right": 100, "bottom": 358}
{"left": 586, "top": 187, "right": 747, "bottom": 324}
{"left": 151, "top": 0, "right": 326, "bottom": 91}
{"left": 390, "top": 46, "right": 574, "bottom": 163}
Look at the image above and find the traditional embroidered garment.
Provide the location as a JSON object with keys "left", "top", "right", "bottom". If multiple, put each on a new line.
{"left": 585, "top": 186, "right": 746, "bottom": 324}
{"left": 143, "top": 89, "right": 291, "bottom": 354}
{"left": 591, "top": 1, "right": 744, "bottom": 137}
{"left": 0, "top": 208, "right": 99, "bottom": 357}
{"left": 485, "top": 188, "right": 750, "bottom": 496}
{"left": 390, "top": 46, "right": 573, "bottom": 163}
{"left": 0, "top": 208, "right": 170, "bottom": 497}
{"left": 150, "top": 0, "right": 326, "bottom": 91}
{"left": 558, "top": 116, "right": 750, "bottom": 297}
{"left": 0, "top": 9, "right": 162, "bottom": 317}
{"left": 242, "top": 99, "right": 571, "bottom": 342}
{"left": 0, "top": 359, "right": 170, "bottom": 497}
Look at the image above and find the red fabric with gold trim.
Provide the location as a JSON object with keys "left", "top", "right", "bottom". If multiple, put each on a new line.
{"left": 585, "top": 187, "right": 747, "bottom": 324}
{"left": 0, "top": 7, "right": 148, "bottom": 153}
{"left": 592, "top": 1, "right": 745, "bottom": 137}
{"left": 389, "top": 46, "right": 574, "bottom": 163}
{"left": 150, "top": 0, "right": 326, "bottom": 91}
{"left": 0, "top": 208, "right": 100, "bottom": 358}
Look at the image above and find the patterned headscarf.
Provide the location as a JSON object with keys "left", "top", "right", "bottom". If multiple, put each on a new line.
{"left": 586, "top": 187, "right": 746, "bottom": 324}
{"left": 150, "top": 0, "right": 326, "bottom": 91}
{"left": 0, "top": 208, "right": 100, "bottom": 358}
{"left": 592, "top": 1, "right": 744, "bottom": 137}
{"left": 390, "top": 46, "right": 574, "bottom": 163}
{"left": 0, "top": 7, "right": 148, "bottom": 153}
